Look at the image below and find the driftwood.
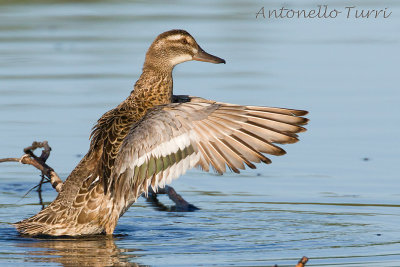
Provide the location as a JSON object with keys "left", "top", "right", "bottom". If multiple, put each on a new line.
{"left": 0, "top": 141, "right": 63, "bottom": 193}
{"left": 0, "top": 141, "right": 308, "bottom": 266}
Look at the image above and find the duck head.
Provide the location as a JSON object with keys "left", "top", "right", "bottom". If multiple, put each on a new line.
{"left": 144, "top": 29, "right": 225, "bottom": 70}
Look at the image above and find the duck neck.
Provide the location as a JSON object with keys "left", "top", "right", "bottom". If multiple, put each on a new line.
{"left": 129, "top": 63, "right": 174, "bottom": 106}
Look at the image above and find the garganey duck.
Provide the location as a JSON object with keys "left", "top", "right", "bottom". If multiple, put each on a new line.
{"left": 15, "top": 29, "right": 308, "bottom": 236}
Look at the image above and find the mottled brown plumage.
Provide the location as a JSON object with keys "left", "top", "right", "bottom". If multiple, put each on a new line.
{"left": 15, "top": 29, "right": 308, "bottom": 236}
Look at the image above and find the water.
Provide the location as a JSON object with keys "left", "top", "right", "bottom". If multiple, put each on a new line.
{"left": 1, "top": 0, "right": 400, "bottom": 266}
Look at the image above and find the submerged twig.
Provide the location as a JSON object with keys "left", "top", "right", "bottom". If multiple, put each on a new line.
{"left": 20, "top": 179, "right": 49, "bottom": 200}
{"left": 0, "top": 141, "right": 63, "bottom": 193}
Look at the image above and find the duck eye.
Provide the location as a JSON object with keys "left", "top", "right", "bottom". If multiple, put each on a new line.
{"left": 182, "top": 38, "right": 189, "bottom": 45}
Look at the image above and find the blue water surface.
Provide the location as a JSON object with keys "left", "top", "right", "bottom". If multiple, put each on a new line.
{"left": 0, "top": 0, "right": 400, "bottom": 266}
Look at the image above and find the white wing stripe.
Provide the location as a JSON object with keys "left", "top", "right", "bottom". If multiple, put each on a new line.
{"left": 124, "top": 132, "right": 193, "bottom": 175}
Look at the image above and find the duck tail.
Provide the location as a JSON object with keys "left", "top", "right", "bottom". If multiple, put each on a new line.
{"left": 14, "top": 203, "right": 65, "bottom": 236}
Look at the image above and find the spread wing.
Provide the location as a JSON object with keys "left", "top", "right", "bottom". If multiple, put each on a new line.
{"left": 109, "top": 96, "right": 308, "bottom": 201}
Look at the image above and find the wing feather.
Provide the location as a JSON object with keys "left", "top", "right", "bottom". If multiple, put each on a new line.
{"left": 109, "top": 96, "right": 308, "bottom": 202}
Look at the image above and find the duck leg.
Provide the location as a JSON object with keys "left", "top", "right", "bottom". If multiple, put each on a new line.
{"left": 138, "top": 95, "right": 200, "bottom": 211}
{"left": 144, "top": 185, "right": 199, "bottom": 212}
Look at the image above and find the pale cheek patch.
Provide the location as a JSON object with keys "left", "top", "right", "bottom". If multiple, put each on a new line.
{"left": 169, "top": 54, "right": 192, "bottom": 65}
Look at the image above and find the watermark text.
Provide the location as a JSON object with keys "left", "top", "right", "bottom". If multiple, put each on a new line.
{"left": 256, "top": 5, "right": 392, "bottom": 19}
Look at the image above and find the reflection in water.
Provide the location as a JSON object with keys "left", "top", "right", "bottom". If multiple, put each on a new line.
{"left": 16, "top": 236, "right": 143, "bottom": 267}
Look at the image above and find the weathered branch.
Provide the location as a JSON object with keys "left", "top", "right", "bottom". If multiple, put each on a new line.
{"left": 0, "top": 158, "right": 21, "bottom": 163}
{"left": 0, "top": 141, "right": 63, "bottom": 192}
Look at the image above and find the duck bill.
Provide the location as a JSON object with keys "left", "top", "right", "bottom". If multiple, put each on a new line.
{"left": 193, "top": 46, "right": 226, "bottom": 64}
